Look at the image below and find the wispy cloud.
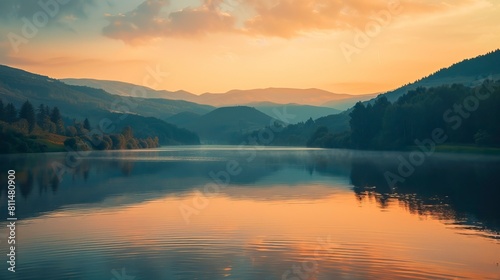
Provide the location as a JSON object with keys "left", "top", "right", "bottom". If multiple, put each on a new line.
{"left": 101, "top": 0, "right": 482, "bottom": 44}
{"left": 102, "top": 0, "right": 236, "bottom": 44}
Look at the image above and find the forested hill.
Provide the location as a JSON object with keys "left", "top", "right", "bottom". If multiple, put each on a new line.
{"left": 0, "top": 65, "right": 202, "bottom": 152}
{"left": 0, "top": 65, "right": 213, "bottom": 121}
{"left": 383, "top": 49, "right": 500, "bottom": 102}
{"left": 308, "top": 80, "right": 500, "bottom": 150}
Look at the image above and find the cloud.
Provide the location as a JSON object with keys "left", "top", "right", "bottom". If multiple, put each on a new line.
{"left": 242, "top": 0, "right": 480, "bottom": 37}
{"left": 102, "top": 0, "right": 484, "bottom": 43}
{"left": 102, "top": 0, "right": 236, "bottom": 44}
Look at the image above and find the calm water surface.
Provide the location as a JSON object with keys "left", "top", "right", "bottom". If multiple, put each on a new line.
{"left": 0, "top": 146, "right": 499, "bottom": 279}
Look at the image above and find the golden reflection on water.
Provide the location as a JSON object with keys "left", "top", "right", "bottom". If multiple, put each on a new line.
{"left": 20, "top": 184, "right": 499, "bottom": 279}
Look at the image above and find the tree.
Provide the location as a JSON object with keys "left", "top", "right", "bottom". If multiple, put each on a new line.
{"left": 4, "top": 103, "right": 17, "bottom": 124}
{"left": 307, "top": 126, "right": 329, "bottom": 147}
{"left": 110, "top": 134, "right": 126, "bottom": 149}
{"left": 83, "top": 118, "right": 91, "bottom": 130}
{"left": 36, "top": 104, "right": 51, "bottom": 130}
{"left": 50, "top": 107, "right": 65, "bottom": 134}
{"left": 65, "top": 126, "right": 78, "bottom": 137}
{"left": 74, "top": 122, "right": 89, "bottom": 136}
{"left": 0, "top": 99, "right": 5, "bottom": 121}
{"left": 19, "top": 100, "right": 36, "bottom": 133}
{"left": 121, "top": 126, "right": 134, "bottom": 140}
{"left": 349, "top": 102, "right": 369, "bottom": 149}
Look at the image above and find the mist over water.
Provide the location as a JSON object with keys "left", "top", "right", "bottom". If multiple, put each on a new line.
{"left": 0, "top": 146, "right": 499, "bottom": 280}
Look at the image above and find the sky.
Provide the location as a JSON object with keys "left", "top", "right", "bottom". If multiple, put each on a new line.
{"left": 0, "top": 0, "right": 499, "bottom": 95}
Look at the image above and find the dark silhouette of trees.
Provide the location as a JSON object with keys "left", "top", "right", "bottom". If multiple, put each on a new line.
{"left": 19, "top": 100, "right": 36, "bottom": 133}
{"left": 307, "top": 126, "right": 329, "bottom": 147}
{"left": 4, "top": 103, "right": 17, "bottom": 123}
{"left": 0, "top": 99, "right": 163, "bottom": 154}
{"left": 309, "top": 80, "right": 500, "bottom": 150}
{"left": 0, "top": 99, "right": 4, "bottom": 121}
{"left": 50, "top": 107, "right": 65, "bottom": 134}
{"left": 36, "top": 104, "right": 54, "bottom": 132}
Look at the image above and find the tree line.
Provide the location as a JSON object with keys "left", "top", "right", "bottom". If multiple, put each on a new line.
{"left": 0, "top": 99, "right": 65, "bottom": 134}
{"left": 308, "top": 80, "right": 500, "bottom": 150}
{"left": 0, "top": 99, "right": 159, "bottom": 153}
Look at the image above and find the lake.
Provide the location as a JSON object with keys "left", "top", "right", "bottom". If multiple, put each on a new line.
{"left": 0, "top": 146, "right": 499, "bottom": 279}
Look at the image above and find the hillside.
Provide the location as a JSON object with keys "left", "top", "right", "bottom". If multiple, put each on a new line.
{"left": 323, "top": 50, "right": 500, "bottom": 135}
{"left": 62, "top": 78, "right": 198, "bottom": 101}
{"left": 382, "top": 49, "right": 500, "bottom": 102}
{"left": 179, "top": 106, "right": 276, "bottom": 144}
{"left": 0, "top": 65, "right": 213, "bottom": 122}
{"left": 249, "top": 102, "right": 340, "bottom": 123}
{"left": 309, "top": 80, "right": 500, "bottom": 150}
{"left": 166, "top": 112, "right": 202, "bottom": 127}
{"left": 322, "top": 93, "right": 378, "bottom": 110}
{"left": 0, "top": 65, "right": 201, "bottom": 146}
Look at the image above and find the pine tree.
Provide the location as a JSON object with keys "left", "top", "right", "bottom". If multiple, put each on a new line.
{"left": 50, "top": 106, "right": 61, "bottom": 123}
{"left": 36, "top": 104, "right": 47, "bottom": 127}
{"left": 37, "top": 104, "right": 54, "bottom": 132}
{"left": 19, "top": 100, "right": 36, "bottom": 133}
{"left": 0, "top": 99, "right": 5, "bottom": 121}
{"left": 4, "top": 103, "right": 17, "bottom": 124}
{"left": 50, "top": 107, "right": 65, "bottom": 134}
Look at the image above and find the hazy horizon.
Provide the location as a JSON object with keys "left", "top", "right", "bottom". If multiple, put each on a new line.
{"left": 60, "top": 77, "right": 383, "bottom": 96}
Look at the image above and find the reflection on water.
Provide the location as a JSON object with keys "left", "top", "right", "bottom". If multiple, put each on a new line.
{"left": 0, "top": 147, "right": 499, "bottom": 280}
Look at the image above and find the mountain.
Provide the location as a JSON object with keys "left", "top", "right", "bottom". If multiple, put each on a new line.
{"left": 62, "top": 78, "right": 374, "bottom": 108}
{"left": 249, "top": 102, "right": 340, "bottom": 123}
{"left": 166, "top": 112, "right": 201, "bottom": 127}
{"left": 382, "top": 49, "right": 500, "bottom": 102}
{"left": 196, "top": 88, "right": 366, "bottom": 107}
{"left": 0, "top": 65, "right": 202, "bottom": 145}
{"left": 0, "top": 65, "right": 213, "bottom": 122}
{"left": 175, "top": 106, "right": 276, "bottom": 144}
{"left": 62, "top": 78, "right": 199, "bottom": 101}
{"left": 320, "top": 49, "right": 500, "bottom": 134}
{"left": 321, "top": 94, "right": 378, "bottom": 110}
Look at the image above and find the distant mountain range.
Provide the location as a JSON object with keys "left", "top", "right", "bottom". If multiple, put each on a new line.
{"left": 62, "top": 78, "right": 376, "bottom": 110}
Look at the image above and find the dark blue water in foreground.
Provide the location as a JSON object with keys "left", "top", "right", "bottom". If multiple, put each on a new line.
{"left": 0, "top": 146, "right": 499, "bottom": 279}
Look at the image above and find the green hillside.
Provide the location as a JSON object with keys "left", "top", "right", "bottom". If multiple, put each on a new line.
{"left": 0, "top": 65, "right": 201, "bottom": 150}
{"left": 0, "top": 65, "right": 213, "bottom": 122}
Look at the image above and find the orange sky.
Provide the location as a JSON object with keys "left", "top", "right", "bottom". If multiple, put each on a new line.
{"left": 0, "top": 0, "right": 499, "bottom": 95}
